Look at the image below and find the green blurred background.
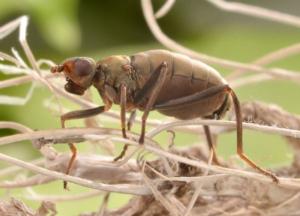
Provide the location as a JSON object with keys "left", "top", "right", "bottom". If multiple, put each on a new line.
{"left": 1, "top": 0, "right": 300, "bottom": 215}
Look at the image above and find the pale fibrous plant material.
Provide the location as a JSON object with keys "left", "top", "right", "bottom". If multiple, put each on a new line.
{"left": 1, "top": 1, "right": 300, "bottom": 215}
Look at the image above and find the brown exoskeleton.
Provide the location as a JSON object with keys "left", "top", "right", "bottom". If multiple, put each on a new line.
{"left": 51, "top": 49, "right": 278, "bottom": 189}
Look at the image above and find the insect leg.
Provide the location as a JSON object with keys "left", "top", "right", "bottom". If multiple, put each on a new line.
{"left": 113, "top": 84, "right": 130, "bottom": 161}
{"left": 139, "top": 62, "right": 169, "bottom": 144}
{"left": 203, "top": 125, "right": 220, "bottom": 165}
{"left": 61, "top": 104, "right": 111, "bottom": 189}
{"left": 127, "top": 110, "right": 137, "bottom": 131}
{"left": 113, "top": 110, "right": 137, "bottom": 161}
{"left": 155, "top": 85, "right": 229, "bottom": 110}
{"left": 133, "top": 62, "right": 168, "bottom": 104}
{"left": 155, "top": 85, "right": 227, "bottom": 166}
{"left": 226, "top": 87, "right": 279, "bottom": 183}
{"left": 155, "top": 84, "right": 278, "bottom": 182}
{"left": 120, "top": 84, "right": 127, "bottom": 138}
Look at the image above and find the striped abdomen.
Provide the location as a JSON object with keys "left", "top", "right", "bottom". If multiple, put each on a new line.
{"left": 130, "top": 50, "right": 229, "bottom": 119}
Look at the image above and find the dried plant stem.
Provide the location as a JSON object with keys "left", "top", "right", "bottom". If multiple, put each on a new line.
{"left": 142, "top": 162, "right": 183, "bottom": 216}
{"left": 0, "top": 75, "right": 32, "bottom": 88}
{"left": 206, "top": 0, "right": 300, "bottom": 28}
{"left": 0, "top": 158, "right": 44, "bottom": 178}
{"left": 1, "top": 119, "right": 300, "bottom": 148}
{"left": 1, "top": 127, "right": 300, "bottom": 189}
{"left": 141, "top": 0, "right": 300, "bottom": 83}
{"left": 0, "top": 152, "right": 151, "bottom": 196}
{"left": 147, "top": 119, "right": 300, "bottom": 140}
{"left": 1, "top": 1, "right": 300, "bottom": 214}
{"left": 25, "top": 189, "right": 102, "bottom": 202}
{"left": 0, "top": 175, "right": 54, "bottom": 188}
{"left": 230, "top": 74, "right": 271, "bottom": 88}
{"left": 228, "top": 42, "right": 300, "bottom": 81}
{"left": 155, "top": 0, "right": 176, "bottom": 19}
{"left": 0, "top": 121, "right": 33, "bottom": 133}
{"left": 183, "top": 148, "right": 214, "bottom": 216}
{"left": 0, "top": 51, "right": 21, "bottom": 66}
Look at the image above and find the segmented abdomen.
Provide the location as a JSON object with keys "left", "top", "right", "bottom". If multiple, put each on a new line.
{"left": 131, "top": 50, "right": 228, "bottom": 119}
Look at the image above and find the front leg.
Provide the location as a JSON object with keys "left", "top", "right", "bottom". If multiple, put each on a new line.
{"left": 62, "top": 101, "right": 111, "bottom": 189}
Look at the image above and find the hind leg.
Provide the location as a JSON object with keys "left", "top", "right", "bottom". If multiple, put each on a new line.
{"left": 155, "top": 84, "right": 278, "bottom": 183}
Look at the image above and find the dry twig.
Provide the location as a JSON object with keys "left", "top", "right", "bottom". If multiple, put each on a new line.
{"left": 1, "top": 1, "right": 300, "bottom": 215}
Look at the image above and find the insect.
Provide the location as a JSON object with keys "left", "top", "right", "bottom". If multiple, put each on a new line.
{"left": 51, "top": 49, "right": 278, "bottom": 188}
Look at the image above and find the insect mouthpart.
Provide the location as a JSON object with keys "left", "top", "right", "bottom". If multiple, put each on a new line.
{"left": 65, "top": 78, "right": 86, "bottom": 95}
